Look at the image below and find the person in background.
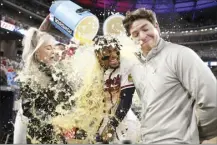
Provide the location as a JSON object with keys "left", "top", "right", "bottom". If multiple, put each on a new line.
{"left": 113, "top": 8, "right": 217, "bottom": 144}
{"left": 0, "top": 65, "right": 8, "bottom": 86}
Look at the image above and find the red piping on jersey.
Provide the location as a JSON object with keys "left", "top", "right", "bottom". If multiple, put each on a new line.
{"left": 121, "top": 84, "right": 134, "bottom": 90}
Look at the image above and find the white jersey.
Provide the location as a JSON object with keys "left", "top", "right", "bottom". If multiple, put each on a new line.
{"left": 100, "top": 56, "right": 141, "bottom": 143}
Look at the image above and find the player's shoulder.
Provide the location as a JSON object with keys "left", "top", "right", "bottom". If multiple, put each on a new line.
{"left": 120, "top": 53, "right": 138, "bottom": 71}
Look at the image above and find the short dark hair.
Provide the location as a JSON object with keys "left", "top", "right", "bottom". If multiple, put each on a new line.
{"left": 123, "top": 8, "right": 158, "bottom": 36}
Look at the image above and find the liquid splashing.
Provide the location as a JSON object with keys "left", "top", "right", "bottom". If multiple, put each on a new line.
{"left": 17, "top": 46, "right": 108, "bottom": 144}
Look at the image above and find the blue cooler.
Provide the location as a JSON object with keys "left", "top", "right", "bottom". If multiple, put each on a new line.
{"left": 49, "top": 1, "right": 99, "bottom": 43}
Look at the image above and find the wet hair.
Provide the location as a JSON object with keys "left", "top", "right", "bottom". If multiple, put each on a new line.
{"left": 22, "top": 27, "right": 56, "bottom": 68}
{"left": 93, "top": 35, "right": 122, "bottom": 51}
{"left": 94, "top": 35, "right": 121, "bottom": 70}
{"left": 123, "top": 8, "right": 158, "bottom": 36}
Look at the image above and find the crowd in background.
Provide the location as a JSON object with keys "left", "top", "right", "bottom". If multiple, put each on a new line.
{"left": 0, "top": 56, "right": 22, "bottom": 86}
{"left": 161, "top": 18, "right": 217, "bottom": 31}
{"left": 168, "top": 33, "right": 217, "bottom": 43}
{"left": 0, "top": 14, "right": 30, "bottom": 29}
{"left": 0, "top": 14, "right": 68, "bottom": 44}
{"left": 7, "top": 0, "right": 48, "bottom": 17}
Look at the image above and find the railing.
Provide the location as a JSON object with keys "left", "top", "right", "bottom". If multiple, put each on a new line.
{"left": 2, "top": 0, "right": 47, "bottom": 20}
{"left": 178, "top": 40, "right": 217, "bottom": 45}
{"left": 172, "top": 24, "right": 217, "bottom": 31}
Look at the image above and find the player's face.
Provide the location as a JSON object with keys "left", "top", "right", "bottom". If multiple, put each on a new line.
{"left": 95, "top": 46, "right": 120, "bottom": 69}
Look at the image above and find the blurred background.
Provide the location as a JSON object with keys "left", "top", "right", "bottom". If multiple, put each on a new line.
{"left": 0, "top": 0, "right": 217, "bottom": 143}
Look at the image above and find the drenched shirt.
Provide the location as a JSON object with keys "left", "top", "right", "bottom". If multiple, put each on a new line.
{"left": 18, "top": 64, "right": 76, "bottom": 144}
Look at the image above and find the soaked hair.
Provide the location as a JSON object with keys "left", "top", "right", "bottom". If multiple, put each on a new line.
{"left": 93, "top": 35, "right": 122, "bottom": 50}
{"left": 22, "top": 27, "right": 56, "bottom": 69}
{"left": 123, "top": 8, "right": 158, "bottom": 36}
{"left": 93, "top": 35, "right": 122, "bottom": 70}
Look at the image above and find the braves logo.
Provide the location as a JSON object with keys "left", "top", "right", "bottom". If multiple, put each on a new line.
{"left": 105, "top": 74, "right": 121, "bottom": 88}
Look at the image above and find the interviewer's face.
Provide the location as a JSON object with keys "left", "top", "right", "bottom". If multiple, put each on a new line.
{"left": 35, "top": 44, "right": 54, "bottom": 65}
{"left": 129, "top": 19, "right": 160, "bottom": 55}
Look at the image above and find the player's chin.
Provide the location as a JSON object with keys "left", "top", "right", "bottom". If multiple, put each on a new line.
{"left": 109, "top": 63, "right": 120, "bottom": 69}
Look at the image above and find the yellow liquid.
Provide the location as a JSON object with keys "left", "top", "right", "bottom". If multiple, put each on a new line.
{"left": 18, "top": 33, "right": 141, "bottom": 144}
{"left": 74, "top": 16, "right": 99, "bottom": 45}
{"left": 51, "top": 61, "right": 106, "bottom": 143}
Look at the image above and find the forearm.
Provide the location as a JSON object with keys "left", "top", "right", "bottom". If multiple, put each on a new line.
{"left": 111, "top": 87, "right": 135, "bottom": 127}
{"left": 98, "top": 87, "right": 135, "bottom": 143}
{"left": 39, "top": 14, "right": 51, "bottom": 31}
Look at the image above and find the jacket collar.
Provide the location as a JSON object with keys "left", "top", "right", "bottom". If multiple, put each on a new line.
{"left": 135, "top": 38, "right": 166, "bottom": 62}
